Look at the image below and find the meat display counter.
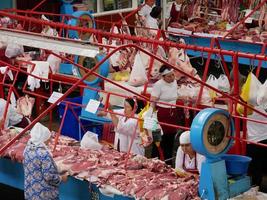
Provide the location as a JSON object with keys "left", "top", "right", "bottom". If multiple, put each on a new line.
{"left": 167, "top": 29, "right": 267, "bottom": 68}
{"left": 0, "top": 130, "right": 200, "bottom": 200}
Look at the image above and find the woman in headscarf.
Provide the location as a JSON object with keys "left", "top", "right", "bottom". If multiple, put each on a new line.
{"left": 23, "top": 122, "right": 67, "bottom": 200}
{"left": 109, "top": 98, "right": 145, "bottom": 155}
{"left": 0, "top": 98, "right": 30, "bottom": 129}
{"left": 150, "top": 65, "right": 185, "bottom": 164}
{"left": 175, "top": 131, "right": 205, "bottom": 174}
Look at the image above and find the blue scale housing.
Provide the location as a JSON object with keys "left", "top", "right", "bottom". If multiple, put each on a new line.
{"left": 190, "top": 108, "right": 251, "bottom": 200}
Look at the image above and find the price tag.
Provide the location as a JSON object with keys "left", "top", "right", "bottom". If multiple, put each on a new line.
{"left": 245, "top": 17, "right": 253, "bottom": 24}
{"left": 48, "top": 91, "right": 63, "bottom": 105}
{"left": 244, "top": 9, "right": 253, "bottom": 24}
{"left": 85, "top": 99, "right": 100, "bottom": 114}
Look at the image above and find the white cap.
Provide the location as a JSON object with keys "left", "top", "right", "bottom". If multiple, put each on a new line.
{"left": 179, "top": 131, "right": 190, "bottom": 144}
{"left": 161, "top": 68, "right": 174, "bottom": 76}
{"left": 30, "top": 122, "right": 51, "bottom": 146}
{"left": 41, "top": 15, "right": 50, "bottom": 21}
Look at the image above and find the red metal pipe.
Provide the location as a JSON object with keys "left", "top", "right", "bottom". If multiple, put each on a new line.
{"left": 0, "top": 11, "right": 267, "bottom": 61}
{"left": 242, "top": 107, "right": 248, "bottom": 155}
{"left": 53, "top": 103, "right": 68, "bottom": 152}
{"left": 256, "top": 43, "right": 266, "bottom": 77}
{"left": 31, "top": 0, "right": 48, "bottom": 11}
{"left": 0, "top": 41, "right": 193, "bottom": 155}
{"left": 124, "top": 122, "right": 139, "bottom": 168}
{"left": 69, "top": 105, "right": 86, "bottom": 134}
{"left": 49, "top": 79, "right": 53, "bottom": 130}
{"left": 4, "top": 8, "right": 267, "bottom": 51}
{"left": 2, "top": 41, "right": 267, "bottom": 119}
{"left": 1, "top": 42, "right": 267, "bottom": 155}
{"left": 233, "top": 54, "right": 241, "bottom": 154}
{"left": 214, "top": 38, "right": 231, "bottom": 87}
{"left": 143, "top": 30, "right": 161, "bottom": 94}
{"left": 196, "top": 38, "right": 215, "bottom": 105}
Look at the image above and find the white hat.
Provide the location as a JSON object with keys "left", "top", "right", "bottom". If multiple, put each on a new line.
{"left": 30, "top": 122, "right": 51, "bottom": 146}
{"left": 41, "top": 15, "right": 50, "bottom": 21}
{"left": 179, "top": 131, "right": 190, "bottom": 144}
{"left": 161, "top": 68, "right": 174, "bottom": 76}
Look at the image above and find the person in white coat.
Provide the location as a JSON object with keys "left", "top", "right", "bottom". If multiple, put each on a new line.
{"left": 145, "top": 6, "right": 162, "bottom": 37}
{"left": 109, "top": 98, "right": 145, "bottom": 156}
{"left": 0, "top": 98, "right": 30, "bottom": 129}
{"left": 175, "top": 130, "right": 205, "bottom": 174}
{"left": 138, "top": 0, "right": 155, "bottom": 21}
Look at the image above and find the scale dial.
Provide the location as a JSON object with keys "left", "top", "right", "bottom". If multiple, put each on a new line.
{"left": 77, "top": 56, "right": 98, "bottom": 82}
{"left": 191, "top": 108, "right": 234, "bottom": 159}
{"left": 74, "top": 53, "right": 110, "bottom": 85}
{"left": 68, "top": 11, "right": 95, "bottom": 40}
{"left": 76, "top": 14, "right": 94, "bottom": 40}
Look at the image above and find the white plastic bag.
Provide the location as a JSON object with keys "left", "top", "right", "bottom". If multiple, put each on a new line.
{"left": 5, "top": 43, "right": 24, "bottom": 58}
{"left": 206, "top": 74, "right": 218, "bottom": 88}
{"left": 142, "top": 107, "right": 158, "bottom": 131}
{"left": 246, "top": 73, "right": 262, "bottom": 106}
{"left": 47, "top": 54, "right": 61, "bottom": 74}
{"left": 218, "top": 74, "right": 230, "bottom": 93}
{"left": 257, "top": 78, "right": 267, "bottom": 107}
{"left": 80, "top": 131, "right": 102, "bottom": 150}
{"left": 206, "top": 74, "right": 219, "bottom": 98}
{"left": 128, "top": 51, "right": 148, "bottom": 86}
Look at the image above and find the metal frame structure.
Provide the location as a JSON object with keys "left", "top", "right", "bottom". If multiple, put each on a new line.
{"left": 0, "top": 4, "right": 267, "bottom": 161}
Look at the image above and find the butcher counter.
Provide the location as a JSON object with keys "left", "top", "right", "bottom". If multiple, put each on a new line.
{"left": 167, "top": 27, "right": 267, "bottom": 68}
{"left": 0, "top": 130, "right": 200, "bottom": 200}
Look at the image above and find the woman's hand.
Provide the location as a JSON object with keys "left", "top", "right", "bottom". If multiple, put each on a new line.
{"left": 97, "top": 110, "right": 107, "bottom": 117}
{"left": 61, "top": 174, "right": 68, "bottom": 182}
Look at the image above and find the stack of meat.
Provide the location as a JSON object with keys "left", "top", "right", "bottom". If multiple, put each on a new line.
{"left": 0, "top": 130, "right": 200, "bottom": 200}
{"left": 221, "top": 0, "right": 240, "bottom": 23}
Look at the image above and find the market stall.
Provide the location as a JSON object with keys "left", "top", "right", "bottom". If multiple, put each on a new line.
{"left": 0, "top": 2, "right": 267, "bottom": 199}
{"left": 0, "top": 129, "right": 199, "bottom": 200}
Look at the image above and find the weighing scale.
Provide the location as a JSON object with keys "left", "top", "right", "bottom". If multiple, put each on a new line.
{"left": 60, "top": 0, "right": 110, "bottom": 125}
{"left": 190, "top": 108, "right": 251, "bottom": 200}
{"left": 61, "top": 0, "right": 95, "bottom": 40}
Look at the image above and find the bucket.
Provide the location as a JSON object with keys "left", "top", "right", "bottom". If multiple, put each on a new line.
{"left": 222, "top": 154, "right": 252, "bottom": 176}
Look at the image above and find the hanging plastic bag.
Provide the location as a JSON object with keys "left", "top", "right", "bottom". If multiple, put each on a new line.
{"left": 138, "top": 103, "right": 153, "bottom": 147}
{"left": 47, "top": 54, "right": 61, "bottom": 74}
{"left": 128, "top": 51, "right": 148, "bottom": 87}
{"left": 5, "top": 43, "right": 24, "bottom": 58}
{"left": 206, "top": 74, "right": 219, "bottom": 99}
{"left": 138, "top": 103, "right": 150, "bottom": 131}
{"left": 142, "top": 107, "right": 158, "bottom": 131}
{"left": 80, "top": 131, "right": 102, "bottom": 150}
{"left": 218, "top": 74, "right": 230, "bottom": 93}
{"left": 257, "top": 79, "right": 267, "bottom": 107}
{"left": 240, "top": 72, "right": 261, "bottom": 106}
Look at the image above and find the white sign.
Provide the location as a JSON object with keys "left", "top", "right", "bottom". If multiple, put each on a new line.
{"left": 167, "top": 27, "right": 192, "bottom": 36}
{"left": 244, "top": 9, "right": 253, "bottom": 24}
{"left": 85, "top": 99, "right": 100, "bottom": 114}
{"left": 48, "top": 91, "right": 63, "bottom": 104}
